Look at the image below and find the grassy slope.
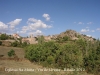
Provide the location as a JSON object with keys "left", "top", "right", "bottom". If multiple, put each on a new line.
{"left": 0, "top": 46, "right": 93, "bottom": 75}
{"left": 0, "top": 46, "right": 25, "bottom": 58}
{"left": 0, "top": 46, "right": 65, "bottom": 75}
{"left": 0, "top": 60, "right": 90, "bottom": 75}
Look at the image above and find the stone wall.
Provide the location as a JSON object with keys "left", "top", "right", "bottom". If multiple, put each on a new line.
{"left": 22, "top": 37, "right": 38, "bottom": 44}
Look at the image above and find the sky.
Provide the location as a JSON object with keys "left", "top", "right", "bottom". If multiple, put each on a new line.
{"left": 0, "top": 0, "right": 100, "bottom": 38}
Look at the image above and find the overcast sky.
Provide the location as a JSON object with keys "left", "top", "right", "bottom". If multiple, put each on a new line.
{"left": 0, "top": 0, "right": 100, "bottom": 38}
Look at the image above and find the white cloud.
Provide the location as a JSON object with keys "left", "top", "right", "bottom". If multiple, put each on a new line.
{"left": 28, "top": 18, "right": 37, "bottom": 23}
{"left": 8, "top": 19, "right": 22, "bottom": 29}
{"left": 0, "top": 21, "right": 8, "bottom": 32}
{"left": 81, "top": 29, "right": 89, "bottom": 32}
{"left": 91, "top": 30, "right": 95, "bottom": 32}
{"left": 17, "top": 26, "right": 29, "bottom": 34}
{"left": 34, "top": 30, "right": 42, "bottom": 35}
{"left": 43, "top": 14, "right": 50, "bottom": 21}
{"left": 78, "top": 22, "right": 84, "bottom": 24}
{"left": 28, "top": 30, "right": 42, "bottom": 36}
{"left": 17, "top": 30, "right": 26, "bottom": 34}
{"left": 0, "top": 17, "right": 52, "bottom": 36}
{"left": 86, "top": 35, "right": 92, "bottom": 37}
{"left": 86, "top": 27, "right": 89, "bottom": 28}
{"left": 81, "top": 28, "right": 95, "bottom": 33}
{"left": 22, "top": 26, "right": 29, "bottom": 32}
{"left": 97, "top": 28, "right": 100, "bottom": 31}
{"left": 0, "top": 19, "right": 22, "bottom": 34}
{"left": 87, "top": 22, "right": 92, "bottom": 24}
{"left": 18, "top": 18, "right": 52, "bottom": 35}
{"left": 27, "top": 18, "right": 52, "bottom": 30}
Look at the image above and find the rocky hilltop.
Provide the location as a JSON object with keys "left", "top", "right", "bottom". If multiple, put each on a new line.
{"left": 56, "top": 29, "right": 95, "bottom": 41}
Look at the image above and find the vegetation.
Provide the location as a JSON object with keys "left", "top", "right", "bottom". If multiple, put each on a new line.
{"left": 37, "top": 35, "right": 44, "bottom": 44}
{"left": 25, "top": 37, "right": 100, "bottom": 75}
{"left": 8, "top": 49, "right": 15, "bottom": 57}
{"left": 11, "top": 40, "right": 28, "bottom": 47}
{"left": 11, "top": 41, "right": 19, "bottom": 47}
{"left": 0, "top": 41, "right": 2, "bottom": 45}
{"left": 0, "top": 34, "right": 8, "bottom": 40}
{"left": 0, "top": 30, "right": 100, "bottom": 75}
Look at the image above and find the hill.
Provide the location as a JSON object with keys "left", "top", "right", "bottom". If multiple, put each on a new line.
{"left": 56, "top": 29, "right": 95, "bottom": 41}
{"left": 0, "top": 29, "right": 96, "bottom": 46}
{"left": 24, "top": 30, "right": 100, "bottom": 75}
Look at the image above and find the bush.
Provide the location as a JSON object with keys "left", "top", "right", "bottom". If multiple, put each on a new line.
{"left": 11, "top": 41, "right": 19, "bottom": 47}
{"left": 47, "top": 56, "right": 55, "bottom": 65}
{"left": 0, "top": 34, "right": 8, "bottom": 40}
{"left": 8, "top": 49, "right": 15, "bottom": 57}
{"left": 0, "top": 41, "right": 2, "bottom": 45}
{"left": 63, "top": 36, "right": 70, "bottom": 41}
{"left": 22, "top": 42, "right": 27, "bottom": 47}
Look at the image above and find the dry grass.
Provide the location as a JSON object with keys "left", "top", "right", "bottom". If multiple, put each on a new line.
{"left": 0, "top": 60, "right": 94, "bottom": 75}
{"left": 0, "top": 46, "right": 25, "bottom": 58}
{"left": 0, "top": 60, "right": 69, "bottom": 75}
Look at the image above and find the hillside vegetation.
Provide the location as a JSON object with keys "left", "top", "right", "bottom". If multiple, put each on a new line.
{"left": 25, "top": 30, "right": 100, "bottom": 75}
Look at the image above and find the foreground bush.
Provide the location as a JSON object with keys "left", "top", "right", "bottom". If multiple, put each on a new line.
{"left": 8, "top": 49, "right": 15, "bottom": 57}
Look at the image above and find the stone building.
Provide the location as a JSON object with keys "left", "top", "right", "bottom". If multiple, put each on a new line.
{"left": 44, "top": 35, "right": 52, "bottom": 42}
{"left": 22, "top": 34, "right": 38, "bottom": 44}
{"left": 12, "top": 33, "right": 20, "bottom": 39}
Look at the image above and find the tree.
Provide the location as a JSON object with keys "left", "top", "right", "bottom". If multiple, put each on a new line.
{"left": 25, "top": 44, "right": 42, "bottom": 62}
{"left": 11, "top": 41, "right": 20, "bottom": 47}
{"left": 83, "top": 43, "right": 100, "bottom": 74}
{"left": 63, "top": 36, "right": 70, "bottom": 41}
{"left": 47, "top": 56, "right": 55, "bottom": 65}
{"left": 0, "top": 41, "right": 2, "bottom": 45}
{"left": 8, "top": 49, "right": 15, "bottom": 57}
{"left": 95, "top": 46, "right": 100, "bottom": 74}
{"left": 22, "top": 42, "right": 27, "bottom": 47}
{"left": 38, "top": 35, "right": 44, "bottom": 44}
{"left": 0, "top": 34, "right": 8, "bottom": 40}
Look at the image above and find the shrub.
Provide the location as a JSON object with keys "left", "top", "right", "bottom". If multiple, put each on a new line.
{"left": 63, "top": 36, "right": 70, "bottom": 41}
{"left": 0, "top": 41, "right": 2, "bottom": 45}
{"left": 0, "top": 34, "right": 8, "bottom": 40}
{"left": 22, "top": 42, "right": 27, "bottom": 47}
{"left": 47, "top": 56, "right": 55, "bottom": 65}
{"left": 8, "top": 49, "right": 15, "bottom": 57}
{"left": 11, "top": 41, "right": 18, "bottom": 47}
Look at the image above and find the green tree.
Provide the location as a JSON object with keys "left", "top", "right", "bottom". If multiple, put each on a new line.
{"left": 83, "top": 44, "right": 100, "bottom": 74}
{"left": 0, "top": 34, "right": 8, "bottom": 40}
{"left": 22, "top": 42, "right": 27, "bottom": 47}
{"left": 25, "top": 44, "right": 42, "bottom": 62}
{"left": 56, "top": 37, "right": 63, "bottom": 43}
{"left": 56, "top": 43, "right": 83, "bottom": 69}
{"left": 95, "top": 46, "right": 100, "bottom": 74}
{"left": 47, "top": 56, "right": 55, "bottom": 65}
{"left": 0, "top": 41, "right": 2, "bottom": 45}
{"left": 11, "top": 41, "right": 20, "bottom": 47}
{"left": 11, "top": 41, "right": 18, "bottom": 47}
{"left": 38, "top": 35, "right": 44, "bottom": 44}
{"left": 63, "top": 36, "right": 70, "bottom": 41}
{"left": 8, "top": 49, "right": 15, "bottom": 57}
